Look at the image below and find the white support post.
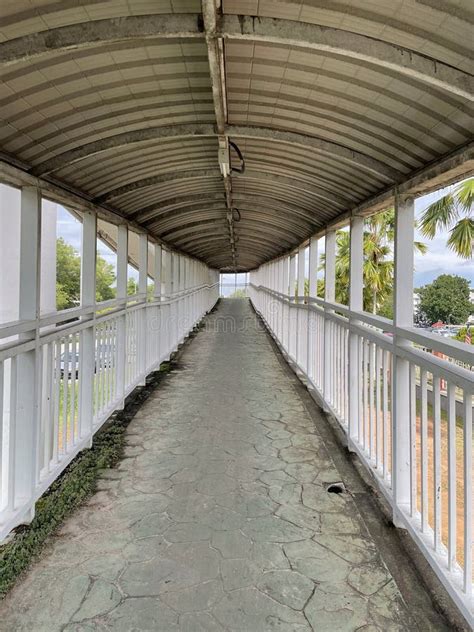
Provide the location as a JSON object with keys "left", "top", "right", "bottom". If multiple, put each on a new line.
{"left": 153, "top": 243, "right": 162, "bottom": 300}
{"left": 348, "top": 216, "right": 364, "bottom": 442}
{"left": 175, "top": 255, "right": 181, "bottom": 342}
{"left": 297, "top": 246, "right": 305, "bottom": 302}
{"left": 162, "top": 249, "right": 169, "bottom": 299}
{"left": 392, "top": 194, "right": 415, "bottom": 526}
{"left": 324, "top": 231, "right": 336, "bottom": 304}
{"left": 116, "top": 225, "right": 128, "bottom": 302}
{"left": 115, "top": 224, "right": 128, "bottom": 406}
{"left": 169, "top": 253, "right": 177, "bottom": 347}
{"left": 15, "top": 186, "right": 41, "bottom": 520}
{"left": 277, "top": 259, "right": 283, "bottom": 340}
{"left": 323, "top": 230, "right": 336, "bottom": 404}
{"left": 288, "top": 254, "right": 296, "bottom": 358}
{"left": 138, "top": 233, "right": 148, "bottom": 381}
{"left": 161, "top": 249, "right": 170, "bottom": 359}
{"left": 79, "top": 211, "right": 97, "bottom": 443}
{"left": 296, "top": 248, "right": 305, "bottom": 366}
{"left": 289, "top": 255, "right": 296, "bottom": 298}
{"left": 282, "top": 256, "right": 290, "bottom": 351}
{"left": 138, "top": 232, "right": 148, "bottom": 297}
{"left": 308, "top": 237, "right": 318, "bottom": 299}
{"left": 307, "top": 236, "right": 318, "bottom": 382}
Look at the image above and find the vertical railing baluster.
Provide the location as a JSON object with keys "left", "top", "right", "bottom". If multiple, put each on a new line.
{"left": 463, "top": 390, "right": 472, "bottom": 596}
{"left": 383, "top": 349, "right": 389, "bottom": 481}
{"left": 447, "top": 383, "right": 456, "bottom": 571}
{"left": 376, "top": 347, "right": 382, "bottom": 470}
{"left": 433, "top": 375, "right": 441, "bottom": 551}
{"left": 70, "top": 335, "right": 77, "bottom": 445}
{"left": 62, "top": 337, "right": 68, "bottom": 455}
{"left": 323, "top": 230, "right": 336, "bottom": 407}
{"left": 7, "top": 357, "right": 17, "bottom": 512}
{"left": 138, "top": 233, "right": 148, "bottom": 383}
{"left": 409, "top": 362, "right": 417, "bottom": 515}
{"left": 421, "top": 369, "right": 428, "bottom": 533}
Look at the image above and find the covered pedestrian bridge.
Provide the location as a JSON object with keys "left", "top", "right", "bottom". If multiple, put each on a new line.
{"left": 0, "top": 1, "right": 473, "bottom": 629}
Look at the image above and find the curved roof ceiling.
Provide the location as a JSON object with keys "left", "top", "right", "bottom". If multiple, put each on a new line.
{"left": 0, "top": 1, "right": 472, "bottom": 271}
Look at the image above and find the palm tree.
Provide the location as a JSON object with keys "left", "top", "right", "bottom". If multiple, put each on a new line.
{"left": 419, "top": 178, "right": 473, "bottom": 259}
{"left": 320, "top": 209, "right": 426, "bottom": 315}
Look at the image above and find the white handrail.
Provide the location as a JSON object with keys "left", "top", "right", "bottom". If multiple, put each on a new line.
{"left": 0, "top": 281, "right": 219, "bottom": 541}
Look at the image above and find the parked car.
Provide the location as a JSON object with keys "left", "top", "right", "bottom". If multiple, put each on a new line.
{"left": 60, "top": 351, "right": 80, "bottom": 379}
{"left": 60, "top": 345, "right": 114, "bottom": 379}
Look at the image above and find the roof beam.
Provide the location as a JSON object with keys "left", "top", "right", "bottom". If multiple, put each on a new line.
{"left": 152, "top": 206, "right": 316, "bottom": 236}
{"left": 107, "top": 170, "right": 347, "bottom": 213}
{"left": 220, "top": 15, "right": 474, "bottom": 102}
{"left": 144, "top": 195, "right": 330, "bottom": 228}
{"left": 0, "top": 14, "right": 204, "bottom": 66}
{"left": 227, "top": 127, "right": 402, "bottom": 182}
{"left": 177, "top": 230, "right": 294, "bottom": 252}
{"left": 33, "top": 124, "right": 398, "bottom": 182}
{"left": 130, "top": 193, "right": 226, "bottom": 222}
{"left": 93, "top": 169, "right": 220, "bottom": 204}
{"left": 2, "top": 13, "right": 470, "bottom": 102}
{"left": 33, "top": 124, "right": 216, "bottom": 177}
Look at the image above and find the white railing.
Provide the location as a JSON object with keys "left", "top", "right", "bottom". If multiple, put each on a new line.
{"left": 249, "top": 282, "right": 473, "bottom": 623}
{"left": 0, "top": 282, "right": 219, "bottom": 540}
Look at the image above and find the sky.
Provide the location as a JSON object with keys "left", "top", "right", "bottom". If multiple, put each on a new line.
{"left": 57, "top": 182, "right": 473, "bottom": 289}
{"left": 413, "top": 184, "right": 473, "bottom": 286}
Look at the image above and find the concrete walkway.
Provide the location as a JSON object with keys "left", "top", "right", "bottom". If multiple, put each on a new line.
{"left": 1, "top": 299, "right": 423, "bottom": 631}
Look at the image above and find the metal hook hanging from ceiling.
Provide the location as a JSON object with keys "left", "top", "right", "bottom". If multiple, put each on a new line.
{"left": 229, "top": 140, "right": 245, "bottom": 174}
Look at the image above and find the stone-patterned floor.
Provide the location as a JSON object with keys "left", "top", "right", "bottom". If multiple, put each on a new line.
{"left": 0, "top": 299, "right": 417, "bottom": 631}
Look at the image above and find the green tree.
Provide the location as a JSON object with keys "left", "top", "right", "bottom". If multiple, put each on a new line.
{"left": 55, "top": 238, "right": 117, "bottom": 308}
{"left": 56, "top": 237, "right": 81, "bottom": 309}
{"left": 418, "top": 274, "right": 473, "bottom": 325}
{"left": 127, "top": 277, "right": 139, "bottom": 296}
{"left": 419, "top": 178, "right": 473, "bottom": 259}
{"left": 229, "top": 288, "right": 247, "bottom": 298}
{"left": 319, "top": 210, "right": 425, "bottom": 314}
{"left": 95, "top": 255, "right": 116, "bottom": 302}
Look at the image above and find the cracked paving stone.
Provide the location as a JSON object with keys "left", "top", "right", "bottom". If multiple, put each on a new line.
{"left": 78, "top": 554, "right": 126, "bottom": 580}
{"left": 221, "top": 558, "right": 260, "bottom": 591}
{"left": 304, "top": 587, "right": 370, "bottom": 631}
{"left": 347, "top": 564, "right": 393, "bottom": 596}
{"left": 164, "top": 522, "right": 213, "bottom": 542}
{"left": 242, "top": 514, "right": 314, "bottom": 542}
{"left": 284, "top": 539, "right": 352, "bottom": 584}
{"left": 122, "top": 535, "right": 168, "bottom": 562}
{"left": 160, "top": 579, "right": 225, "bottom": 612}
{"left": 276, "top": 503, "right": 321, "bottom": 532}
{"left": 312, "top": 534, "right": 378, "bottom": 565}
{"left": 179, "top": 611, "right": 226, "bottom": 631}
{"left": 257, "top": 569, "right": 315, "bottom": 610}
{"left": 195, "top": 473, "right": 239, "bottom": 495}
{"left": 212, "top": 587, "right": 310, "bottom": 631}
{"left": 0, "top": 300, "right": 418, "bottom": 631}
{"left": 103, "top": 597, "right": 179, "bottom": 631}
{"left": 211, "top": 529, "right": 252, "bottom": 558}
{"left": 131, "top": 512, "right": 173, "bottom": 538}
{"left": 72, "top": 579, "right": 121, "bottom": 621}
